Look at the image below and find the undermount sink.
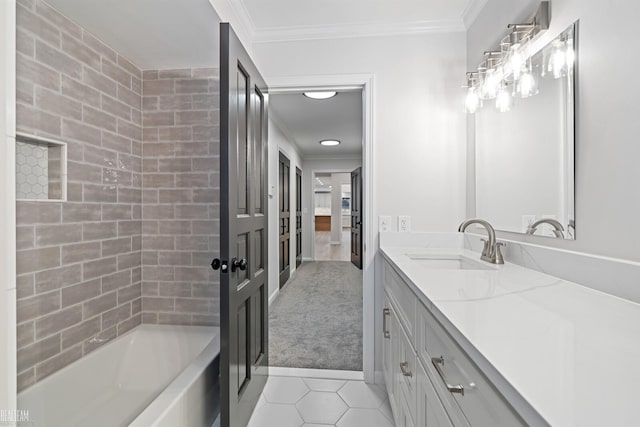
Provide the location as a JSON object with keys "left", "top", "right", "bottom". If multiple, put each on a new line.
{"left": 405, "top": 254, "right": 495, "bottom": 270}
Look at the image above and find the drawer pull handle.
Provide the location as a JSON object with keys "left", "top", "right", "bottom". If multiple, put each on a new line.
{"left": 431, "top": 356, "right": 464, "bottom": 396}
{"left": 400, "top": 361, "right": 412, "bottom": 378}
{"left": 383, "top": 308, "right": 391, "bottom": 339}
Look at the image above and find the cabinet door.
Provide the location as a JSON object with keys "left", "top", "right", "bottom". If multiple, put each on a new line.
{"left": 398, "top": 390, "right": 416, "bottom": 427}
{"left": 417, "top": 361, "right": 456, "bottom": 427}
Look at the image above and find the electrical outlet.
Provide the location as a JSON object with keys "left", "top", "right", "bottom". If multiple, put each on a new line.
{"left": 522, "top": 215, "right": 536, "bottom": 233}
{"left": 398, "top": 215, "right": 411, "bottom": 232}
{"left": 379, "top": 216, "right": 392, "bottom": 232}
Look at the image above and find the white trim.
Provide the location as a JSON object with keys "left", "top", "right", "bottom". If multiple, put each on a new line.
{"left": 268, "top": 288, "right": 280, "bottom": 306}
{"left": 1, "top": 0, "right": 17, "bottom": 421}
{"left": 461, "top": 0, "right": 489, "bottom": 29}
{"left": 268, "top": 73, "right": 376, "bottom": 384}
{"left": 269, "top": 367, "right": 364, "bottom": 381}
{"left": 253, "top": 19, "right": 465, "bottom": 43}
{"left": 304, "top": 154, "right": 363, "bottom": 162}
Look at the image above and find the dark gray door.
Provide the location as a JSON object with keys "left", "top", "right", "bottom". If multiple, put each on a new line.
{"left": 219, "top": 23, "right": 269, "bottom": 427}
{"left": 295, "top": 167, "right": 302, "bottom": 268}
{"left": 278, "top": 152, "right": 290, "bottom": 287}
{"left": 350, "top": 167, "right": 363, "bottom": 269}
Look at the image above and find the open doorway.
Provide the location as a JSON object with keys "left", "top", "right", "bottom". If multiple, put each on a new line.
{"left": 313, "top": 171, "right": 352, "bottom": 261}
{"left": 268, "top": 88, "right": 365, "bottom": 374}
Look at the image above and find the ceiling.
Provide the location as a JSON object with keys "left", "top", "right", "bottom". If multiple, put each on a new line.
{"left": 46, "top": 0, "right": 221, "bottom": 70}
{"left": 270, "top": 91, "right": 363, "bottom": 157}
{"left": 238, "top": 0, "right": 487, "bottom": 41}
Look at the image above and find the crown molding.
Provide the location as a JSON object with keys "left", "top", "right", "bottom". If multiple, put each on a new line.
{"left": 269, "top": 110, "right": 305, "bottom": 158}
{"left": 252, "top": 19, "right": 466, "bottom": 44}
{"left": 461, "top": 0, "right": 489, "bottom": 29}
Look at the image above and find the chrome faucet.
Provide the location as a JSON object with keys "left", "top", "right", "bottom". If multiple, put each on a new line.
{"left": 458, "top": 219, "right": 505, "bottom": 264}
{"left": 526, "top": 218, "right": 565, "bottom": 238}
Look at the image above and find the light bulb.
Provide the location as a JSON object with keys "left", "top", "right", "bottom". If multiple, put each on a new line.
{"left": 465, "top": 87, "right": 481, "bottom": 114}
{"left": 482, "top": 69, "right": 499, "bottom": 99}
{"left": 495, "top": 83, "right": 513, "bottom": 112}
{"left": 517, "top": 69, "right": 538, "bottom": 98}
{"left": 548, "top": 40, "right": 567, "bottom": 79}
{"left": 509, "top": 43, "right": 525, "bottom": 80}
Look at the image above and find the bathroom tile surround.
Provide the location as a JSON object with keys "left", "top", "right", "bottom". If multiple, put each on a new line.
{"left": 140, "top": 68, "right": 220, "bottom": 326}
{"left": 14, "top": 0, "right": 220, "bottom": 391}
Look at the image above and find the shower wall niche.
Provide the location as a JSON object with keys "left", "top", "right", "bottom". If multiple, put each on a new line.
{"left": 15, "top": 0, "right": 220, "bottom": 392}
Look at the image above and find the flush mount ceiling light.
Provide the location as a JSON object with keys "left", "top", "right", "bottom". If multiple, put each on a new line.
{"left": 303, "top": 91, "right": 337, "bottom": 100}
{"left": 320, "top": 140, "right": 340, "bottom": 146}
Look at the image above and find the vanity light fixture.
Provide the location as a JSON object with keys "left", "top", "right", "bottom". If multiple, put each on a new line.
{"left": 303, "top": 91, "right": 337, "bottom": 100}
{"left": 464, "top": 1, "right": 551, "bottom": 114}
{"left": 320, "top": 139, "right": 340, "bottom": 146}
{"left": 464, "top": 72, "right": 481, "bottom": 114}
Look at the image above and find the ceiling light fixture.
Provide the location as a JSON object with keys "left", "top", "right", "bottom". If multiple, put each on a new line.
{"left": 320, "top": 140, "right": 340, "bottom": 146}
{"left": 303, "top": 91, "right": 337, "bottom": 100}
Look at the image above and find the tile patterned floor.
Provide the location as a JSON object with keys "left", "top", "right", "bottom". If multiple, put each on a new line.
{"left": 248, "top": 376, "right": 395, "bottom": 427}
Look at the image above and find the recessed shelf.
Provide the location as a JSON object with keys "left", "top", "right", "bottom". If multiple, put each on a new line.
{"left": 16, "top": 133, "right": 67, "bottom": 202}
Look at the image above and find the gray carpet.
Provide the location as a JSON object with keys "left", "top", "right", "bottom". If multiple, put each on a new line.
{"left": 269, "top": 261, "right": 363, "bottom": 371}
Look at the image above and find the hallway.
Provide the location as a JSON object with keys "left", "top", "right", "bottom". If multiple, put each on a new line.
{"left": 269, "top": 262, "right": 363, "bottom": 371}
{"left": 314, "top": 230, "right": 352, "bottom": 261}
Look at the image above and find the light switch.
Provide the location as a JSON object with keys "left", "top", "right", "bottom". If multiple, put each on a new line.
{"left": 379, "top": 216, "right": 391, "bottom": 232}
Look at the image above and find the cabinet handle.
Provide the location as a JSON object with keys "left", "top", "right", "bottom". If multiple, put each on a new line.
{"left": 431, "top": 356, "right": 464, "bottom": 396}
{"left": 400, "top": 361, "right": 412, "bottom": 378}
{"left": 383, "top": 308, "right": 391, "bottom": 339}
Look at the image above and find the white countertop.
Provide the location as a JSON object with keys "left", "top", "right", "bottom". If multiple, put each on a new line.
{"left": 380, "top": 243, "right": 640, "bottom": 427}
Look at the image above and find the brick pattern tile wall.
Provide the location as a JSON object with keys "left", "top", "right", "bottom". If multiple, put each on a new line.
{"left": 141, "top": 68, "right": 220, "bottom": 326}
{"left": 15, "top": 0, "right": 143, "bottom": 391}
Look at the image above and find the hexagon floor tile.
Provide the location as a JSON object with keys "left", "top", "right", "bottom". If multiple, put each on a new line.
{"left": 303, "top": 378, "right": 346, "bottom": 392}
{"left": 296, "top": 391, "right": 348, "bottom": 424}
{"left": 248, "top": 403, "right": 303, "bottom": 427}
{"left": 336, "top": 408, "right": 394, "bottom": 427}
{"left": 263, "top": 376, "right": 310, "bottom": 404}
{"left": 337, "top": 381, "right": 386, "bottom": 409}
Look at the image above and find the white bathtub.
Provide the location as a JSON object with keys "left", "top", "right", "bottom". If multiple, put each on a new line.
{"left": 18, "top": 324, "right": 220, "bottom": 427}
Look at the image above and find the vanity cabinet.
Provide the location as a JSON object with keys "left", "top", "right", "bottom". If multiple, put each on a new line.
{"left": 382, "top": 259, "right": 524, "bottom": 427}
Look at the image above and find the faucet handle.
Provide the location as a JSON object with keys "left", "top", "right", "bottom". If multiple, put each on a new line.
{"left": 494, "top": 242, "right": 506, "bottom": 265}
{"left": 480, "top": 238, "right": 490, "bottom": 257}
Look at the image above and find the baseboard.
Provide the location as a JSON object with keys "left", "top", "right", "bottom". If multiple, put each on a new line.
{"left": 269, "top": 367, "right": 364, "bottom": 381}
{"left": 268, "top": 288, "right": 279, "bottom": 306}
{"left": 374, "top": 370, "right": 385, "bottom": 386}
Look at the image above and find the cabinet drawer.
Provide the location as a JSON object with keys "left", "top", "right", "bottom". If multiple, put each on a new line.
{"left": 396, "top": 319, "right": 417, "bottom": 425}
{"left": 417, "top": 360, "right": 469, "bottom": 427}
{"left": 384, "top": 260, "right": 416, "bottom": 343}
{"left": 419, "top": 305, "right": 525, "bottom": 427}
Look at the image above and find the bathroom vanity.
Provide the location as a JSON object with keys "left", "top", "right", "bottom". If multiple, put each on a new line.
{"left": 380, "top": 232, "right": 640, "bottom": 427}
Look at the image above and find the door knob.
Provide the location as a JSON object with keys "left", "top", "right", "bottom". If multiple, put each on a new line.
{"left": 211, "top": 258, "right": 228, "bottom": 273}
{"left": 231, "top": 257, "right": 248, "bottom": 272}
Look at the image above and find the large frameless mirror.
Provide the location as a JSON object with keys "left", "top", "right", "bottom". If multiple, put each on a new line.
{"left": 474, "top": 22, "right": 577, "bottom": 239}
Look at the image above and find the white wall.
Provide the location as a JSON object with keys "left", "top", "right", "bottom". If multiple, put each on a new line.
{"left": 255, "top": 33, "right": 468, "bottom": 235}
{"left": 267, "top": 119, "right": 303, "bottom": 302}
{"left": 302, "top": 157, "right": 362, "bottom": 259}
{"left": 0, "top": 0, "right": 17, "bottom": 418}
{"left": 254, "top": 32, "right": 467, "bottom": 381}
{"left": 467, "top": 0, "right": 640, "bottom": 262}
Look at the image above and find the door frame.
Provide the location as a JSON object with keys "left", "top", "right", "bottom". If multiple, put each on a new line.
{"left": 1, "top": 0, "right": 17, "bottom": 416}
{"left": 268, "top": 73, "right": 375, "bottom": 383}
